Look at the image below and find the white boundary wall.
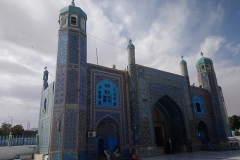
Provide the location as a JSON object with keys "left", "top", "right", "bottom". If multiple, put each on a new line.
{"left": 0, "top": 145, "right": 37, "bottom": 160}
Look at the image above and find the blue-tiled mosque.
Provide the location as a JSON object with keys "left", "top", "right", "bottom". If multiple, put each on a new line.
{"left": 38, "top": 1, "right": 230, "bottom": 159}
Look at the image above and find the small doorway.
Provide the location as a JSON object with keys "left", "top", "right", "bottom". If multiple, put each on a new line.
{"left": 154, "top": 123, "right": 165, "bottom": 147}
{"left": 97, "top": 117, "right": 119, "bottom": 155}
{"left": 153, "top": 109, "right": 166, "bottom": 152}
{"left": 198, "top": 121, "right": 209, "bottom": 143}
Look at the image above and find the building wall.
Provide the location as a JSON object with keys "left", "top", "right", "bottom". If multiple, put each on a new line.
{"left": 38, "top": 82, "right": 54, "bottom": 154}
{"left": 131, "top": 64, "right": 200, "bottom": 155}
{"left": 191, "top": 86, "right": 215, "bottom": 141}
{"left": 86, "top": 63, "right": 131, "bottom": 156}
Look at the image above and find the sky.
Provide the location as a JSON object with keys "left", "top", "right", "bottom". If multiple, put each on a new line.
{"left": 0, "top": 0, "right": 239, "bottom": 129}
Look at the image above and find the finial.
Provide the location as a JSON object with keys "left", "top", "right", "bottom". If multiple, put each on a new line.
{"left": 71, "top": 0, "right": 75, "bottom": 6}
{"left": 201, "top": 52, "right": 203, "bottom": 57}
{"left": 44, "top": 66, "right": 47, "bottom": 70}
{"left": 129, "top": 39, "right": 132, "bottom": 44}
{"left": 181, "top": 56, "right": 183, "bottom": 59}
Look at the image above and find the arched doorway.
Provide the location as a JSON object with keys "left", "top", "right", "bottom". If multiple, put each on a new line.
{"left": 97, "top": 117, "right": 119, "bottom": 155}
{"left": 153, "top": 95, "right": 187, "bottom": 153}
{"left": 198, "top": 121, "right": 209, "bottom": 143}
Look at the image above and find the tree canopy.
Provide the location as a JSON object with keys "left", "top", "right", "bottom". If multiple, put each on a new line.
{"left": 10, "top": 124, "right": 24, "bottom": 135}
{"left": 229, "top": 115, "right": 240, "bottom": 130}
{"left": 0, "top": 122, "right": 12, "bottom": 136}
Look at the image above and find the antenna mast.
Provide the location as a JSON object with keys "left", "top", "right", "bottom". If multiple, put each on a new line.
{"left": 96, "top": 48, "right": 98, "bottom": 65}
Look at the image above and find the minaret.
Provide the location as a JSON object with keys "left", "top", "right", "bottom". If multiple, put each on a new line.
{"left": 196, "top": 52, "right": 228, "bottom": 140}
{"left": 218, "top": 86, "right": 231, "bottom": 136}
{"left": 180, "top": 57, "right": 200, "bottom": 146}
{"left": 127, "top": 39, "right": 141, "bottom": 145}
{"left": 49, "top": 1, "right": 87, "bottom": 159}
{"left": 43, "top": 66, "right": 49, "bottom": 90}
{"left": 180, "top": 56, "right": 189, "bottom": 77}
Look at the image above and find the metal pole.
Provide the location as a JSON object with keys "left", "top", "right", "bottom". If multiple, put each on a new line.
{"left": 8, "top": 116, "right": 13, "bottom": 126}
{"left": 96, "top": 48, "right": 98, "bottom": 65}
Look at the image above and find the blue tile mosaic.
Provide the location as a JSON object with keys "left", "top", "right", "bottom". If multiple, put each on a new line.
{"left": 68, "top": 32, "right": 79, "bottom": 64}
{"left": 55, "top": 68, "right": 66, "bottom": 104}
{"left": 57, "top": 32, "right": 68, "bottom": 65}
{"left": 80, "top": 35, "right": 86, "bottom": 68}
{"left": 64, "top": 109, "right": 78, "bottom": 150}
{"left": 78, "top": 151, "right": 85, "bottom": 159}
{"left": 66, "top": 68, "right": 78, "bottom": 104}
{"left": 39, "top": 118, "right": 50, "bottom": 147}
{"left": 50, "top": 109, "right": 63, "bottom": 151}
{"left": 128, "top": 64, "right": 141, "bottom": 145}
{"left": 62, "top": 152, "right": 76, "bottom": 160}
{"left": 79, "top": 70, "right": 86, "bottom": 110}
{"left": 209, "top": 75, "right": 217, "bottom": 92}
{"left": 122, "top": 148, "right": 130, "bottom": 158}
{"left": 50, "top": 153, "right": 58, "bottom": 160}
{"left": 78, "top": 110, "right": 86, "bottom": 150}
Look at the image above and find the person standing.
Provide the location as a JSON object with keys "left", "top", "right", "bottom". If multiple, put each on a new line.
{"left": 104, "top": 147, "right": 111, "bottom": 160}
{"left": 113, "top": 145, "right": 121, "bottom": 158}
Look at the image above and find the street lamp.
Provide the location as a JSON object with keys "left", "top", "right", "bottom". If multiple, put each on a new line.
{"left": 8, "top": 116, "right": 13, "bottom": 126}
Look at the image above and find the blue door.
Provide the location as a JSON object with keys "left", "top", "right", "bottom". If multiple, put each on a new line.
{"left": 199, "top": 130, "right": 205, "bottom": 142}
{"left": 99, "top": 137, "right": 118, "bottom": 154}
{"left": 108, "top": 137, "right": 118, "bottom": 153}
{"left": 99, "top": 138, "right": 106, "bottom": 155}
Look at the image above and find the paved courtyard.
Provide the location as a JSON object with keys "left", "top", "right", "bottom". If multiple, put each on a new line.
{"left": 140, "top": 150, "right": 240, "bottom": 160}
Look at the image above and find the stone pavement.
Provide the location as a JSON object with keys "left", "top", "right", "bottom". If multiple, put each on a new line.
{"left": 139, "top": 150, "right": 240, "bottom": 160}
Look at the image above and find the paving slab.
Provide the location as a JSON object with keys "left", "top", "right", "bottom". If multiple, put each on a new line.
{"left": 140, "top": 150, "right": 240, "bottom": 160}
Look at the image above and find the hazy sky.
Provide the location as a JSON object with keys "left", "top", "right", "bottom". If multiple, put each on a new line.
{"left": 0, "top": 0, "right": 239, "bottom": 129}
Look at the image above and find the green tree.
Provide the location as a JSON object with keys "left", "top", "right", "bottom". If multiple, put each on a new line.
{"left": 10, "top": 124, "right": 24, "bottom": 135}
{"left": 229, "top": 115, "right": 240, "bottom": 130}
{"left": 0, "top": 128, "right": 4, "bottom": 135}
{"left": 0, "top": 122, "right": 12, "bottom": 136}
{"left": 235, "top": 130, "right": 240, "bottom": 136}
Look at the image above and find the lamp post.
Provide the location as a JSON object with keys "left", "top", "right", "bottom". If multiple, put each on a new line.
{"left": 8, "top": 116, "right": 13, "bottom": 126}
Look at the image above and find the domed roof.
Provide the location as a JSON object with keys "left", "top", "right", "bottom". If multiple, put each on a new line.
{"left": 60, "top": 4, "right": 87, "bottom": 19}
{"left": 127, "top": 43, "right": 135, "bottom": 49}
{"left": 196, "top": 57, "right": 213, "bottom": 65}
{"left": 180, "top": 59, "right": 187, "bottom": 65}
{"left": 218, "top": 86, "right": 222, "bottom": 91}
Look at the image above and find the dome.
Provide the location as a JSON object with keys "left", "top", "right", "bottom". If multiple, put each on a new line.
{"left": 180, "top": 59, "right": 187, "bottom": 65}
{"left": 196, "top": 57, "right": 213, "bottom": 65}
{"left": 127, "top": 43, "right": 135, "bottom": 49}
{"left": 60, "top": 5, "right": 87, "bottom": 19}
{"left": 218, "top": 86, "right": 222, "bottom": 91}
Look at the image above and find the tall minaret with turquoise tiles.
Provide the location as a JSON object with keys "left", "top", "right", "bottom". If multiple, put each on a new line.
{"left": 196, "top": 52, "right": 229, "bottom": 141}
{"left": 49, "top": 1, "right": 87, "bottom": 159}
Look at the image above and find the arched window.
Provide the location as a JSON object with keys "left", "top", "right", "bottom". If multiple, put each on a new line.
{"left": 70, "top": 14, "right": 78, "bottom": 26}
{"left": 96, "top": 80, "right": 119, "bottom": 107}
{"left": 201, "top": 64, "right": 205, "bottom": 71}
{"left": 43, "top": 98, "right": 47, "bottom": 113}
{"left": 61, "top": 14, "right": 68, "bottom": 27}
{"left": 193, "top": 96, "right": 205, "bottom": 114}
{"left": 196, "top": 103, "right": 201, "bottom": 112}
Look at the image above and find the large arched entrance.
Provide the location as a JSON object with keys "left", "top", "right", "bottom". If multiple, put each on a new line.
{"left": 153, "top": 95, "right": 187, "bottom": 153}
{"left": 97, "top": 117, "right": 119, "bottom": 155}
{"left": 198, "top": 121, "right": 209, "bottom": 143}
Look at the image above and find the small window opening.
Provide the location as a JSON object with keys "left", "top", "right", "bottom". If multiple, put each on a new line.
{"left": 196, "top": 102, "right": 201, "bottom": 112}
{"left": 201, "top": 65, "right": 205, "bottom": 71}
{"left": 62, "top": 15, "right": 67, "bottom": 26}
{"left": 43, "top": 98, "right": 47, "bottom": 113}
{"left": 71, "top": 17, "right": 76, "bottom": 25}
